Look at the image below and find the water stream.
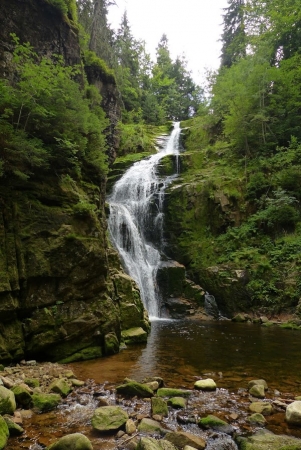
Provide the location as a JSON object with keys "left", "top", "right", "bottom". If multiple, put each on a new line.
{"left": 108, "top": 123, "right": 181, "bottom": 318}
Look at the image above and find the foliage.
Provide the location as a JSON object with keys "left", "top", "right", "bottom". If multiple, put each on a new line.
{"left": 45, "top": 0, "right": 78, "bottom": 22}
{"left": 0, "top": 35, "right": 108, "bottom": 181}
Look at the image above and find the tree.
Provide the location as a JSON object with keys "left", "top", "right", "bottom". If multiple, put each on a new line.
{"left": 220, "top": 0, "right": 246, "bottom": 68}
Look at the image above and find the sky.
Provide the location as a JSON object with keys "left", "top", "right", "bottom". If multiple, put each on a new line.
{"left": 108, "top": 0, "right": 229, "bottom": 85}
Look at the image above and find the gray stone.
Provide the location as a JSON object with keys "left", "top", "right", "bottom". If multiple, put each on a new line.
{"left": 138, "top": 418, "right": 164, "bottom": 434}
{"left": 165, "top": 431, "right": 206, "bottom": 450}
{"left": 286, "top": 401, "right": 301, "bottom": 425}
{"left": 194, "top": 379, "right": 216, "bottom": 391}
{"left": 92, "top": 406, "right": 128, "bottom": 432}
{"left": 126, "top": 419, "right": 136, "bottom": 435}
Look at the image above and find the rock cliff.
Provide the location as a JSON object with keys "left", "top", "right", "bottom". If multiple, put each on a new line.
{"left": 0, "top": 0, "right": 148, "bottom": 363}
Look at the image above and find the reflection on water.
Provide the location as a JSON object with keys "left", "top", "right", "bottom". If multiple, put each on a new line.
{"left": 71, "top": 320, "right": 301, "bottom": 393}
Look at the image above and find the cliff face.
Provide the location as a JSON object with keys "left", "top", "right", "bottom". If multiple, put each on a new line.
{"left": 0, "top": 0, "right": 148, "bottom": 363}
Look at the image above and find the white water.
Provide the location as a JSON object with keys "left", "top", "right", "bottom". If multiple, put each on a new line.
{"left": 108, "top": 123, "right": 181, "bottom": 319}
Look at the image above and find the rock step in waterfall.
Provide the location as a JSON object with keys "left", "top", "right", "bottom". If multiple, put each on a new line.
{"left": 108, "top": 123, "right": 210, "bottom": 320}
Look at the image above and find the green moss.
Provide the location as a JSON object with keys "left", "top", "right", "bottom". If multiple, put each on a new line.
{"left": 198, "top": 415, "right": 227, "bottom": 428}
{"left": 58, "top": 346, "right": 103, "bottom": 364}
{"left": 0, "top": 416, "right": 9, "bottom": 450}
{"left": 157, "top": 388, "right": 192, "bottom": 398}
{"left": 32, "top": 393, "right": 61, "bottom": 412}
{"left": 24, "top": 378, "right": 39, "bottom": 388}
{"left": 84, "top": 50, "right": 115, "bottom": 84}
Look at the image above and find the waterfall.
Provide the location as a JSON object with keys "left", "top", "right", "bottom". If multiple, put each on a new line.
{"left": 108, "top": 123, "right": 181, "bottom": 319}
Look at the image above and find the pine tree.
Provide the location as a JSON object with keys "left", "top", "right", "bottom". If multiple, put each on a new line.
{"left": 220, "top": 0, "right": 246, "bottom": 68}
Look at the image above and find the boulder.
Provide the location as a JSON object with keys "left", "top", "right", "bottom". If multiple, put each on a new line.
{"left": 167, "top": 397, "right": 187, "bottom": 409}
{"left": 3, "top": 416, "right": 24, "bottom": 436}
{"left": 49, "top": 378, "right": 72, "bottom": 397}
{"left": 165, "top": 431, "right": 206, "bottom": 450}
{"left": 138, "top": 418, "right": 164, "bottom": 434}
{"left": 0, "top": 416, "right": 9, "bottom": 450}
{"left": 24, "top": 378, "right": 39, "bottom": 388}
{"left": 32, "top": 393, "right": 61, "bottom": 412}
{"left": 249, "top": 401, "right": 273, "bottom": 416}
{"left": 286, "top": 401, "right": 301, "bottom": 425}
{"left": 247, "top": 413, "right": 267, "bottom": 426}
{"left": 249, "top": 384, "right": 265, "bottom": 399}
{"left": 104, "top": 332, "right": 120, "bottom": 355}
{"left": 11, "top": 385, "right": 32, "bottom": 408}
{"left": 137, "top": 437, "right": 177, "bottom": 450}
{"left": 91, "top": 406, "right": 128, "bottom": 432}
{"left": 237, "top": 430, "right": 301, "bottom": 449}
{"left": 194, "top": 379, "right": 216, "bottom": 391}
{"left": 157, "top": 388, "right": 192, "bottom": 398}
{"left": 0, "top": 386, "right": 16, "bottom": 415}
{"left": 198, "top": 415, "right": 233, "bottom": 434}
{"left": 232, "top": 314, "right": 247, "bottom": 322}
{"left": 151, "top": 397, "right": 168, "bottom": 417}
{"left": 121, "top": 327, "right": 148, "bottom": 344}
{"left": 116, "top": 381, "right": 154, "bottom": 398}
{"left": 47, "top": 433, "right": 93, "bottom": 449}
{"left": 248, "top": 379, "right": 268, "bottom": 390}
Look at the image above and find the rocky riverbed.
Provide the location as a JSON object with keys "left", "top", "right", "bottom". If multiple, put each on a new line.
{"left": 1, "top": 360, "right": 301, "bottom": 450}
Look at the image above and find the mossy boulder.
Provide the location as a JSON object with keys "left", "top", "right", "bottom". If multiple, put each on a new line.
{"left": 121, "top": 327, "right": 148, "bottom": 344}
{"left": 0, "top": 386, "right": 16, "bottom": 415}
{"left": 11, "top": 385, "right": 32, "bottom": 408}
{"left": 248, "top": 379, "right": 268, "bottom": 390}
{"left": 249, "top": 401, "right": 273, "bottom": 416}
{"left": 58, "top": 346, "right": 103, "bottom": 364}
{"left": 47, "top": 433, "right": 93, "bottom": 449}
{"left": 247, "top": 413, "right": 267, "bottom": 426}
{"left": 24, "top": 378, "right": 39, "bottom": 388}
{"left": 237, "top": 430, "right": 301, "bottom": 449}
{"left": 198, "top": 414, "right": 233, "bottom": 434}
{"left": 194, "top": 379, "right": 217, "bottom": 391}
{"left": 104, "top": 332, "right": 120, "bottom": 355}
{"left": 3, "top": 416, "right": 24, "bottom": 436}
{"left": 0, "top": 416, "right": 9, "bottom": 450}
{"left": 249, "top": 384, "right": 265, "bottom": 399}
{"left": 49, "top": 378, "right": 72, "bottom": 397}
{"left": 151, "top": 397, "right": 168, "bottom": 417}
{"left": 116, "top": 381, "right": 154, "bottom": 398}
{"left": 32, "top": 393, "right": 61, "bottom": 412}
{"left": 138, "top": 418, "right": 164, "bottom": 435}
{"left": 165, "top": 431, "right": 206, "bottom": 450}
{"left": 157, "top": 388, "right": 192, "bottom": 398}
{"left": 167, "top": 397, "right": 187, "bottom": 409}
{"left": 92, "top": 406, "right": 128, "bottom": 432}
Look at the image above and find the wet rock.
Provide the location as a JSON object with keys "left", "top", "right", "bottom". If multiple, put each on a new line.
{"left": 237, "top": 430, "right": 301, "bottom": 449}
{"left": 11, "top": 385, "right": 32, "bottom": 408}
{"left": 0, "top": 386, "right": 16, "bottom": 414}
{"left": 121, "top": 327, "right": 148, "bottom": 344}
{"left": 145, "top": 381, "right": 160, "bottom": 392}
{"left": 143, "top": 377, "right": 164, "bottom": 388}
{"left": 249, "top": 384, "right": 265, "bottom": 399}
{"left": 3, "top": 416, "right": 24, "bottom": 436}
{"left": 194, "top": 379, "right": 217, "bottom": 391}
{"left": 24, "top": 378, "right": 39, "bottom": 388}
{"left": 232, "top": 314, "right": 247, "bottom": 322}
{"left": 151, "top": 397, "right": 168, "bottom": 417}
{"left": 32, "top": 393, "right": 61, "bottom": 412}
{"left": 126, "top": 419, "right": 136, "bottom": 435}
{"left": 165, "top": 431, "right": 206, "bottom": 450}
{"left": 92, "top": 406, "right": 128, "bottom": 432}
{"left": 286, "top": 400, "right": 301, "bottom": 425}
{"left": 104, "top": 332, "right": 120, "bottom": 355}
{"left": 47, "top": 432, "right": 93, "bottom": 449}
{"left": 167, "top": 397, "right": 187, "bottom": 409}
{"left": 157, "top": 388, "right": 192, "bottom": 398}
{"left": 176, "top": 412, "right": 197, "bottom": 424}
{"left": 63, "top": 371, "right": 75, "bottom": 379}
{"left": 249, "top": 401, "right": 273, "bottom": 416}
{"left": 70, "top": 379, "right": 85, "bottom": 387}
{"left": 117, "top": 380, "right": 154, "bottom": 398}
{"left": 0, "top": 416, "right": 9, "bottom": 449}
{"left": 205, "top": 434, "right": 238, "bottom": 450}
{"left": 247, "top": 413, "right": 267, "bottom": 426}
{"left": 198, "top": 415, "right": 234, "bottom": 434}
{"left": 248, "top": 379, "right": 268, "bottom": 390}
{"left": 49, "top": 378, "right": 72, "bottom": 397}
{"left": 137, "top": 436, "right": 177, "bottom": 450}
{"left": 138, "top": 418, "right": 164, "bottom": 434}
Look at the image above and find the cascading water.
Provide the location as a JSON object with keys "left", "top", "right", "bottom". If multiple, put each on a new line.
{"left": 108, "top": 123, "right": 181, "bottom": 319}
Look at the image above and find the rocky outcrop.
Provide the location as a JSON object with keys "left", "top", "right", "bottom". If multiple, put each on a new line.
{"left": 0, "top": 0, "right": 147, "bottom": 364}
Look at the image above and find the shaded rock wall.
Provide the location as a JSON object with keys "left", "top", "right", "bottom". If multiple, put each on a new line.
{"left": 0, "top": 0, "right": 148, "bottom": 363}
